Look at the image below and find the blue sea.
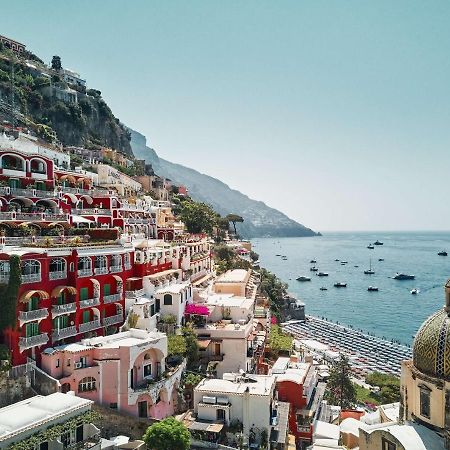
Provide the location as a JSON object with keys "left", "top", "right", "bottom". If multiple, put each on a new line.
{"left": 252, "top": 232, "right": 450, "bottom": 346}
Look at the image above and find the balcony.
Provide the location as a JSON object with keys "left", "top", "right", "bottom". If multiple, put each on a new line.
{"left": 52, "top": 302, "right": 77, "bottom": 317}
{"left": 79, "top": 319, "right": 102, "bottom": 333}
{"left": 35, "top": 189, "right": 56, "bottom": 198}
{"left": 52, "top": 325, "right": 77, "bottom": 341}
{"left": 19, "top": 333, "right": 49, "bottom": 351}
{"left": 18, "top": 308, "right": 48, "bottom": 324}
{"left": 125, "top": 288, "right": 145, "bottom": 298}
{"left": 94, "top": 267, "right": 108, "bottom": 275}
{"left": 102, "top": 313, "right": 123, "bottom": 327}
{"left": 49, "top": 270, "right": 67, "bottom": 281}
{"left": 78, "top": 268, "right": 93, "bottom": 277}
{"left": 22, "top": 273, "right": 41, "bottom": 284}
{"left": 103, "top": 293, "right": 121, "bottom": 304}
{"left": 79, "top": 297, "right": 100, "bottom": 309}
{"left": 110, "top": 265, "right": 122, "bottom": 273}
{"left": 10, "top": 187, "right": 32, "bottom": 196}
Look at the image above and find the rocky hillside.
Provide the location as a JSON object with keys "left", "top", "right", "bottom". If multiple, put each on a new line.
{"left": 130, "top": 129, "right": 317, "bottom": 238}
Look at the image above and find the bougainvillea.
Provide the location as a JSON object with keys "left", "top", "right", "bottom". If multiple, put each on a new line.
{"left": 184, "top": 303, "right": 210, "bottom": 316}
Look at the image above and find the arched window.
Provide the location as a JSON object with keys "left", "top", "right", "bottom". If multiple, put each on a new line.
{"left": 61, "top": 382, "right": 71, "bottom": 394}
{"left": 79, "top": 377, "right": 96, "bottom": 392}
{"left": 30, "top": 159, "right": 47, "bottom": 174}
{"left": 419, "top": 385, "right": 431, "bottom": 418}
{"left": 0, "top": 260, "right": 10, "bottom": 283}
{"left": 94, "top": 255, "right": 107, "bottom": 274}
{"left": 78, "top": 257, "right": 92, "bottom": 276}
{"left": 163, "top": 294, "right": 172, "bottom": 305}
{"left": 21, "top": 260, "right": 41, "bottom": 283}
{"left": 111, "top": 255, "right": 122, "bottom": 271}
{"left": 49, "top": 258, "right": 66, "bottom": 273}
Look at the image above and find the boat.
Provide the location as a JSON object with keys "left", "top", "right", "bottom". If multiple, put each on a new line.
{"left": 317, "top": 272, "right": 329, "bottom": 277}
{"left": 282, "top": 256, "right": 288, "bottom": 260}
{"left": 393, "top": 273, "right": 415, "bottom": 280}
{"left": 334, "top": 282, "right": 347, "bottom": 288}
{"left": 438, "top": 251, "right": 448, "bottom": 256}
{"left": 296, "top": 276, "right": 311, "bottom": 282}
{"left": 378, "top": 258, "right": 384, "bottom": 261}
{"left": 341, "top": 261, "right": 348, "bottom": 264}
{"left": 364, "top": 259, "right": 375, "bottom": 275}
{"left": 335, "top": 259, "right": 340, "bottom": 262}
{"left": 368, "top": 286, "right": 379, "bottom": 292}
{"left": 367, "top": 244, "right": 375, "bottom": 249}
{"left": 373, "top": 240, "right": 384, "bottom": 246}
{"left": 310, "top": 259, "right": 317, "bottom": 264}
{"left": 275, "top": 254, "right": 281, "bottom": 257}
{"left": 410, "top": 288, "right": 420, "bottom": 295}
{"left": 320, "top": 287, "right": 328, "bottom": 291}
{"left": 310, "top": 266, "right": 318, "bottom": 272}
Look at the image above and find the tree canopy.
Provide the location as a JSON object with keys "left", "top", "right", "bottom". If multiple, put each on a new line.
{"left": 142, "top": 417, "right": 190, "bottom": 450}
{"left": 174, "top": 196, "right": 218, "bottom": 234}
{"left": 226, "top": 213, "right": 244, "bottom": 235}
{"left": 325, "top": 354, "right": 356, "bottom": 409}
{"left": 168, "top": 334, "right": 187, "bottom": 358}
{"left": 269, "top": 325, "right": 293, "bottom": 357}
{"left": 51, "top": 55, "right": 62, "bottom": 71}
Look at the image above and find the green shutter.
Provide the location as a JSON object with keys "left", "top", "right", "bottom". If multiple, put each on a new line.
{"left": 28, "top": 296, "right": 39, "bottom": 311}
{"left": 26, "top": 323, "right": 39, "bottom": 337}
{"left": 104, "top": 284, "right": 110, "bottom": 296}
{"left": 83, "top": 310, "right": 90, "bottom": 323}
{"left": 80, "top": 287, "right": 89, "bottom": 301}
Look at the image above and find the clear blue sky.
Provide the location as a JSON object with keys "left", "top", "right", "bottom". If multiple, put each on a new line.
{"left": 3, "top": 1, "right": 450, "bottom": 231}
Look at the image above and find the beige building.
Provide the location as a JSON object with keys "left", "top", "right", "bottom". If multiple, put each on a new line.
{"left": 214, "top": 269, "right": 253, "bottom": 297}
{"left": 96, "top": 163, "right": 142, "bottom": 196}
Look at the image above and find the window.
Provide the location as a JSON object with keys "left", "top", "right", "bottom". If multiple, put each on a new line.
{"left": 21, "top": 260, "right": 41, "bottom": 281}
{"left": 0, "top": 261, "right": 10, "bottom": 280}
{"left": 79, "top": 287, "right": 89, "bottom": 301}
{"left": 50, "top": 258, "right": 66, "bottom": 272}
{"left": 80, "top": 356, "right": 87, "bottom": 367}
{"left": 382, "top": 438, "right": 397, "bottom": 450}
{"left": 111, "top": 254, "right": 122, "bottom": 269}
{"left": 95, "top": 255, "right": 107, "bottom": 271}
{"left": 82, "top": 310, "right": 90, "bottom": 323}
{"left": 56, "top": 359, "right": 60, "bottom": 368}
{"left": 217, "top": 409, "right": 225, "bottom": 421}
{"left": 25, "top": 322, "right": 39, "bottom": 338}
{"left": 144, "top": 363, "right": 152, "bottom": 378}
{"left": 104, "top": 284, "right": 111, "bottom": 296}
{"left": 156, "top": 298, "right": 160, "bottom": 313}
{"left": 78, "top": 257, "right": 92, "bottom": 272}
{"left": 78, "top": 376, "right": 96, "bottom": 392}
{"left": 420, "top": 385, "right": 431, "bottom": 418}
{"left": 124, "top": 253, "right": 131, "bottom": 268}
{"left": 163, "top": 294, "right": 172, "bottom": 305}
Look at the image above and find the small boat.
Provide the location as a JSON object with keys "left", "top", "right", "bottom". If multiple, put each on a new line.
{"left": 296, "top": 276, "right": 311, "bottom": 282}
{"left": 438, "top": 251, "right": 448, "bottom": 256}
{"left": 341, "top": 261, "right": 348, "bottom": 264}
{"left": 364, "top": 259, "right": 375, "bottom": 275}
{"left": 310, "top": 266, "right": 318, "bottom": 272}
{"left": 354, "top": 265, "right": 359, "bottom": 268}
{"left": 378, "top": 258, "right": 384, "bottom": 261}
{"left": 282, "top": 256, "right": 288, "bottom": 260}
{"left": 335, "top": 259, "right": 340, "bottom": 262}
{"left": 276, "top": 254, "right": 281, "bottom": 257}
{"left": 317, "top": 272, "right": 329, "bottom": 277}
{"left": 393, "top": 273, "right": 415, "bottom": 280}
{"left": 320, "top": 287, "right": 328, "bottom": 291}
{"left": 368, "top": 286, "right": 379, "bottom": 292}
{"left": 334, "top": 282, "right": 347, "bottom": 288}
{"left": 410, "top": 288, "right": 420, "bottom": 295}
{"left": 310, "top": 259, "right": 317, "bottom": 264}
{"left": 373, "top": 240, "right": 384, "bottom": 246}
{"left": 367, "top": 244, "right": 375, "bottom": 249}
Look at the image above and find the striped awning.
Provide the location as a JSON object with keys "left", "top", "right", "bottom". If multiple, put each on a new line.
{"left": 59, "top": 174, "right": 76, "bottom": 183}
{"left": 80, "top": 195, "right": 93, "bottom": 205}
{"left": 63, "top": 193, "right": 78, "bottom": 204}
{"left": 19, "top": 290, "right": 49, "bottom": 303}
{"left": 51, "top": 285, "right": 77, "bottom": 298}
{"left": 112, "top": 275, "right": 123, "bottom": 284}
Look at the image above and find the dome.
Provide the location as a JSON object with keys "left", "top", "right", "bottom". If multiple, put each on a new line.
{"left": 413, "top": 307, "right": 450, "bottom": 380}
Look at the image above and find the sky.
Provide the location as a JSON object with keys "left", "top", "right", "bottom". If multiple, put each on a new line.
{"left": 3, "top": 1, "right": 450, "bottom": 232}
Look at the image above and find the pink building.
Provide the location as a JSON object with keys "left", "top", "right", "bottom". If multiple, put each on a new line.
{"left": 41, "top": 329, "right": 185, "bottom": 420}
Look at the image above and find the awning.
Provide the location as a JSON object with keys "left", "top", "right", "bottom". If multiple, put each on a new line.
{"left": 20, "top": 290, "right": 49, "bottom": 303}
{"left": 112, "top": 275, "right": 123, "bottom": 284}
{"left": 63, "top": 193, "right": 78, "bottom": 204}
{"left": 11, "top": 197, "right": 33, "bottom": 207}
{"left": 59, "top": 174, "right": 76, "bottom": 183}
{"left": 192, "top": 273, "right": 212, "bottom": 287}
{"left": 51, "top": 285, "right": 77, "bottom": 298}
{"left": 72, "top": 215, "right": 95, "bottom": 224}
{"left": 80, "top": 195, "right": 93, "bottom": 205}
{"left": 148, "top": 269, "right": 178, "bottom": 280}
{"left": 187, "top": 421, "right": 223, "bottom": 433}
{"left": 198, "top": 339, "right": 211, "bottom": 349}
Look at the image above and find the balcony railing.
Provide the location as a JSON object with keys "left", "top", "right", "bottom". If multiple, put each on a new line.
{"left": 52, "top": 325, "right": 77, "bottom": 341}
{"left": 35, "top": 189, "right": 56, "bottom": 198}
{"left": 18, "top": 308, "right": 48, "bottom": 323}
{"left": 103, "top": 293, "right": 121, "bottom": 304}
{"left": 22, "top": 272, "right": 41, "bottom": 283}
{"left": 78, "top": 268, "right": 93, "bottom": 277}
{"left": 110, "top": 265, "right": 122, "bottom": 273}
{"left": 125, "top": 288, "right": 145, "bottom": 298}
{"left": 102, "top": 313, "right": 123, "bottom": 327}
{"left": 0, "top": 212, "right": 68, "bottom": 222}
{"left": 94, "top": 267, "right": 108, "bottom": 275}
{"left": 52, "top": 302, "right": 77, "bottom": 316}
{"left": 79, "top": 297, "right": 100, "bottom": 309}
{"left": 79, "top": 319, "right": 101, "bottom": 333}
{"left": 10, "top": 187, "right": 32, "bottom": 196}
{"left": 19, "top": 333, "right": 48, "bottom": 350}
{"left": 49, "top": 270, "right": 67, "bottom": 280}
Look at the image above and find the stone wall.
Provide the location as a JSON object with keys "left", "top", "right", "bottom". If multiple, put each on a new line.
{"left": 0, "top": 369, "right": 34, "bottom": 407}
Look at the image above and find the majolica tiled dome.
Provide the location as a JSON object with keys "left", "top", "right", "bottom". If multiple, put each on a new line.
{"left": 413, "top": 307, "right": 450, "bottom": 380}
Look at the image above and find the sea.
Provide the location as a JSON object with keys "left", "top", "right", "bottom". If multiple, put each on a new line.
{"left": 251, "top": 232, "right": 450, "bottom": 346}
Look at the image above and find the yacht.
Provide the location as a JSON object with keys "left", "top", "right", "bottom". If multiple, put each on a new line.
{"left": 374, "top": 240, "right": 384, "bottom": 246}
{"left": 367, "top": 244, "right": 375, "bottom": 249}
{"left": 368, "top": 286, "right": 379, "bottom": 292}
{"left": 438, "top": 251, "right": 448, "bottom": 256}
{"left": 364, "top": 259, "right": 375, "bottom": 275}
{"left": 310, "top": 259, "right": 317, "bottom": 264}
{"left": 410, "top": 288, "right": 420, "bottom": 295}
{"left": 334, "top": 282, "right": 347, "bottom": 288}
{"left": 320, "top": 287, "right": 328, "bottom": 291}
{"left": 297, "top": 276, "right": 311, "bottom": 282}
{"left": 393, "top": 273, "right": 415, "bottom": 280}
{"left": 310, "top": 266, "right": 318, "bottom": 272}
{"left": 317, "top": 272, "right": 329, "bottom": 277}
{"left": 335, "top": 259, "right": 340, "bottom": 262}
{"left": 378, "top": 258, "right": 384, "bottom": 261}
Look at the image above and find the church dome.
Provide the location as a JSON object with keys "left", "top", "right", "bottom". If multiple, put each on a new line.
{"left": 413, "top": 307, "right": 450, "bottom": 380}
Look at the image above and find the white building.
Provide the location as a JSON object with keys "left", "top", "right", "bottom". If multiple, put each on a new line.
{"left": 155, "top": 282, "right": 193, "bottom": 327}
{"left": 0, "top": 392, "right": 100, "bottom": 449}
{"left": 96, "top": 164, "right": 142, "bottom": 196}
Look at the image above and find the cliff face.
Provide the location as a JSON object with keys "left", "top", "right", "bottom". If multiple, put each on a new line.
{"left": 129, "top": 129, "right": 317, "bottom": 238}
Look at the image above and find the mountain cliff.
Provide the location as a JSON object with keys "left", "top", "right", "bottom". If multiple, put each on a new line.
{"left": 129, "top": 129, "right": 317, "bottom": 238}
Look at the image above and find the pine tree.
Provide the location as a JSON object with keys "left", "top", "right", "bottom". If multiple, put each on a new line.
{"left": 324, "top": 354, "right": 356, "bottom": 409}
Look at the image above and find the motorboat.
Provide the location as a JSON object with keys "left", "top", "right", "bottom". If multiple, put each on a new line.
{"left": 317, "top": 272, "right": 329, "bottom": 277}
{"left": 368, "top": 286, "right": 379, "bottom": 292}
{"left": 282, "top": 256, "right": 288, "bottom": 260}
{"left": 354, "top": 265, "right": 359, "bottom": 268}
{"left": 438, "top": 251, "right": 448, "bottom": 256}
{"left": 335, "top": 259, "right": 340, "bottom": 262}
{"left": 364, "top": 259, "right": 375, "bottom": 275}
{"left": 310, "top": 266, "right": 318, "bottom": 272}
{"left": 378, "top": 258, "right": 384, "bottom": 261}
{"left": 410, "top": 288, "right": 420, "bottom": 295}
{"left": 393, "top": 273, "right": 415, "bottom": 280}
{"left": 276, "top": 254, "right": 281, "bottom": 257}
{"left": 334, "top": 282, "right": 347, "bottom": 288}
{"left": 341, "top": 261, "right": 348, "bottom": 264}
{"left": 367, "top": 244, "right": 375, "bottom": 249}
{"left": 297, "top": 276, "right": 311, "bottom": 282}
{"left": 320, "top": 287, "right": 328, "bottom": 291}
{"left": 310, "top": 259, "right": 317, "bottom": 264}
{"left": 373, "top": 240, "right": 384, "bottom": 246}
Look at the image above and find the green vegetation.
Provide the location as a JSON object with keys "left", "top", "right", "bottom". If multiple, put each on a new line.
{"left": 258, "top": 268, "right": 288, "bottom": 320}
{"left": 168, "top": 334, "right": 187, "bottom": 358}
{"left": 325, "top": 354, "right": 356, "bottom": 409}
{"left": 225, "top": 213, "right": 244, "bottom": 236}
{"left": 142, "top": 417, "right": 190, "bottom": 450}
{"left": 354, "top": 383, "right": 380, "bottom": 406}
{"left": 183, "top": 372, "right": 204, "bottom": 387}
{"left": 0, "top": 255, "right": 21, "bottom": 333}
{"left": 365, "top": 372, "right": 400, "bottom": 404}
{"left": 269, "top": 325, "right": 293, "bottom": 357}
{"left": 213, "top": 244, "right": 251, "bottom": 275}
{"left": 172, "top": 195, "right": 218, "bottom": 234}
{"left": 183, "top": 325, "right": 200, "bottom": 370}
